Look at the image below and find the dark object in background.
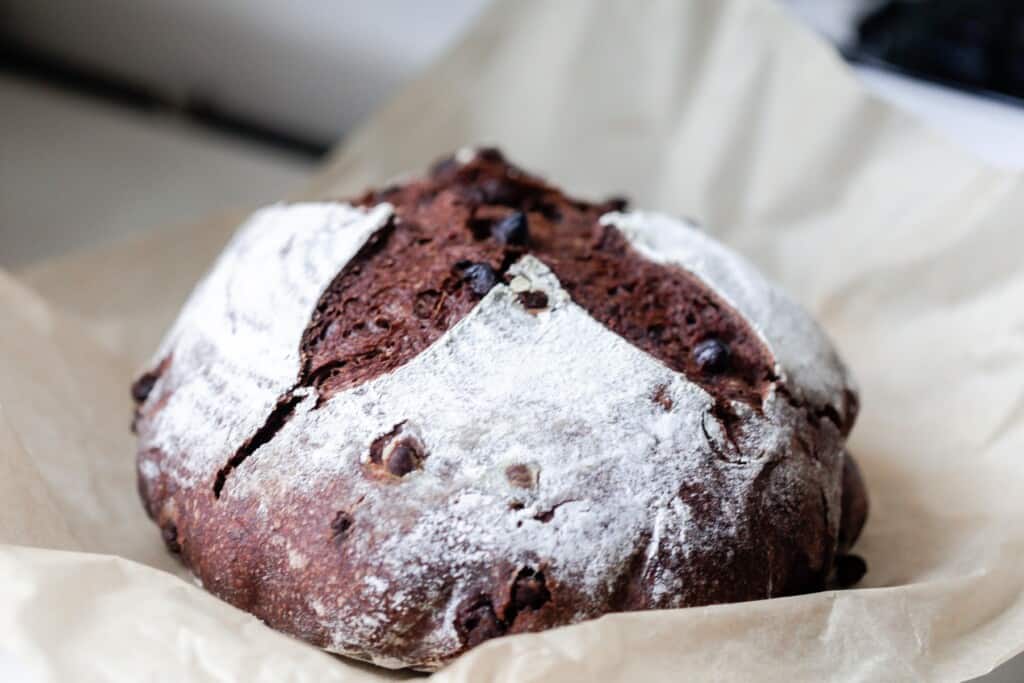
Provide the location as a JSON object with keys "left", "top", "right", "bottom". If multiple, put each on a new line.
{"left": 851, "top": 0, "right": 1024, "bottom": 104}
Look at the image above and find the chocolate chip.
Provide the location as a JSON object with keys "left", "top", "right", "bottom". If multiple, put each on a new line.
{"left": 834, "top": 554, "right": 867, "bottom": 587}
{"left": 161, "top": 523, "right": 181, "bottom": 554}
{"left": 511, "top": 568, "right": 550, "bottom": 612}
{"left": 462, "top": 263, "right": 499, "bottom": 296}
{"left": 379, "top": 435, "right": 426, "bottom": 477}
{"left": 131, "top": 371, "right": 159, "bottom": 404}
{"left": 516, "top": 290, "right": 549, "bottom": 310}
{"left": 505, "top": 464, "right": 534, "bottom": 489}
{"left": 455, "top": 597, "right": 505, "bottom": 647}
{"left": 330, "top": 511, "right": 353, "bottom": 544}
{"left": 492, "top": 211, "right": 530, "bottom": 245}
{"left": 693, "top": 338, "right": 730, "bottom": 374}
{"left": 386, "top": 443, "right": 420, "bottom": 476}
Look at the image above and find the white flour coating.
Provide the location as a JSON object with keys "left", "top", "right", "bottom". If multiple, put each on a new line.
{"left": 230, "top": 256, "right": 741, "bottom": 661}
{"left": 603, "top": 211, "right": 853, "bottom": 407}
{"left": 138, "top": 202, "right": 852, "bottom": 669}
{"left": 146, "top": 202, "right": 392, "bottom": 482}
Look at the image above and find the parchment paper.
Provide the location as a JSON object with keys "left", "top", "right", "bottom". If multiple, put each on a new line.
{"left": 4, "top": 0, "right": 1024, "bottom": 680}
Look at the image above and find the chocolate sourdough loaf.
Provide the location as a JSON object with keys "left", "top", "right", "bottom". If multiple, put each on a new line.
{"left": 132, "top": 148, "right": 868, "bottom": 670}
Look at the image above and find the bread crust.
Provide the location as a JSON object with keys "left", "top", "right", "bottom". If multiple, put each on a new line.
{"left": 133, "top": 149, "right": 866, "bottom": 670}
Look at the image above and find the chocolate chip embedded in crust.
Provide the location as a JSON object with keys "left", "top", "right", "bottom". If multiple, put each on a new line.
{"left": 516, "top": 290, "right": 549, "bottom": 311}
{"left": 161, "top": 523, "right": 181, "bottom": 554}
{"left": 511, "top": 568, "right": 550, "bottom": 612}
{"left": 386, "top": 442, "right": 420, "bottom": 477}
{"left": 366, "top": 424, "right": 430, "bottom": 479}
{"left": 381, "top": 435, "right": 426, "bottom": 477}
{"left": 693, "top": 338, "right": 730, "bottom": 374}
{"left": 462, "top": 263, "right": 499, "bottom": 296}
{"left": 834, "top": 554, "right": 867, "bottom": 587}
{"left": 455, "top": 597, "right": 505, "bottom": 648}
{"left": 505, "top": 464, "right": 535, "bottom": 489}
{"left": 492, "top": 211, "right": 530, "bottom": 245}
{"left": 132, "top": 356, "right": 172, "bottom": 405}
{"left": 131, "top": 371, "right": 159, "bottom": 404}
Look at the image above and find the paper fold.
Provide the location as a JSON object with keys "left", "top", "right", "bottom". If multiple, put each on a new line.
{"left": 4, "top": 0, "right": 1024, "bottom": 680}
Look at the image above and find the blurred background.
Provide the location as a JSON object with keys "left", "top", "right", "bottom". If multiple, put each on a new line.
{"left": 3, "top": 0, "right": 1024, "bottom": 271}
{"left": 1, "top": 1, "right": 1022, "bottom": 680}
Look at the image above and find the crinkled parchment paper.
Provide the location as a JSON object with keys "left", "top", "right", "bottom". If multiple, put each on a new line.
{"left": 4, "top": 1, "right": 1024, "bottom": 680}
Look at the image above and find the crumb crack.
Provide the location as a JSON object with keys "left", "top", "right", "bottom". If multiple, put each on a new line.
{"left": 213, "top": 392, "right": 303, "bottom": 498}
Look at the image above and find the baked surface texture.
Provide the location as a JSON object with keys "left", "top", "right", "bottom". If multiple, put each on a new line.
{"left": 133, "top": 149, "right": 867, "bottom": 670}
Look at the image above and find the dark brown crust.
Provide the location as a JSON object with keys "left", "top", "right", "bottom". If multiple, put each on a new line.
{"left": 300, "top": 149, "right": 774, "bottom": 407}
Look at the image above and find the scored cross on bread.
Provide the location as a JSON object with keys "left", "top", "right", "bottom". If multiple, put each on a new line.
{"left": 132, "top": 149, "right": 867, "bottom": 671}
